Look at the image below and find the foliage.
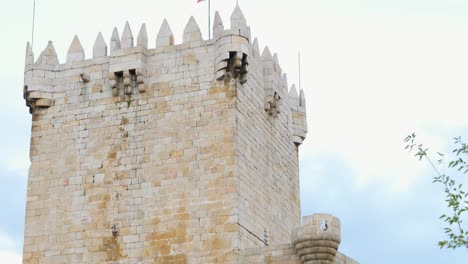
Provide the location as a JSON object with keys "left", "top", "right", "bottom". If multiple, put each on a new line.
{"left": 404, "top": 133, "right": 468, "bottom": 249}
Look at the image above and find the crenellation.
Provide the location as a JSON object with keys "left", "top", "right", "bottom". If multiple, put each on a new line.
{"left": 252, "top": 38, "right": 260, "bottom": 58}
{"left": 156, "top": 19, "right": 174, "bottom": 48}
{"left": 110, "top": 28, "right": 121, "bottom": 55}
{"left": 136, "top": 24, "right": 148, "bottom": 49}
{"left": 67, "top": 35, "right": 85, "bottom": 63}
{"left": 25, "top": 42, "right": 34, "bottom": 66}
{"left": 290, "top": 87, "right": 307, "bottom": 146}
{"left": 93, "top": 33, "right": 108, "bottom": 58}
{"left": 273, "top": 53, "right": 282, "bottom": 76}
{"left": 213, "top": 11, "right": 224, "bottom": 40}
{"left": 288, "top": 84, "right": 299, "bottom": 108}
{"left": 121, "top": 21, "right": 134, "bottom": 49}
{"left": 36, "top": 41, "right": 59, "bottom": 66}
{"left": 230, "top": 5, "right": 251, "bottom": 40}
{"left": 183, "top": 17, "right": 203, "bottom": 43}
{"left": 282, "top": 73, "right": 288, "bottom": 90}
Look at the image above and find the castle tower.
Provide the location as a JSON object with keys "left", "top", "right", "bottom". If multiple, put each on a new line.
{"left": 22, "top": 6, "right": 357, "bottom": 264}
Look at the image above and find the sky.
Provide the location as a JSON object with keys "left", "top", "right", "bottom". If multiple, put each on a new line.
{"left": 1, "top": 0, "right": 468, "bottom": 263}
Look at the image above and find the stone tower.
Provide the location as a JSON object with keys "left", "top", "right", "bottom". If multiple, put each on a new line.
{"left": 22, "top": 5, "right": 357, "bottom": 264}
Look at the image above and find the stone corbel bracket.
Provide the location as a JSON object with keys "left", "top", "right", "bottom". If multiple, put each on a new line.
{"left": 24, "top": 88, "right": 54, "bottom": 114}
{"left": 292, "top": 214, "right": 341, "bottom": 264}
{"left": 23, "top": 71, "right": 55, "bottom": 114}
{"left": 215, "top": 51, "right": 249, "bottom": 84}
{"left": 264, "top": 92, "right": 281, "bottom": 118}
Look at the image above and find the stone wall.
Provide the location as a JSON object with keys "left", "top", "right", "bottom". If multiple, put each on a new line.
{"left": 235, "top": 43, "right": 301, "bottom": 248}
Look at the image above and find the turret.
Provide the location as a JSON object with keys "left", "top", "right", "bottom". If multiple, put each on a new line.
{"left": 23, "top": 41, "right": 56, "bottom": 114}
{"left": 214, "top": 6, "right": 250, "bottom": 85}
{"left": 292, "top": 214, "right": 341, "bottom": 264}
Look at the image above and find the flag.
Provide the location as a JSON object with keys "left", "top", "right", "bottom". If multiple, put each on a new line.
{"left": 197, "top": 0, "right": 206, "bottom": 3}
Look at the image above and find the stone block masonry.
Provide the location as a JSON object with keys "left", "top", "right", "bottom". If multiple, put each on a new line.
{"left": 22, "top": 4, "right": 357, "bottom": 264}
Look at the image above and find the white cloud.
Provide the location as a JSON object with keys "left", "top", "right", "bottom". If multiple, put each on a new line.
{"left": 0, "top": 232, "right": 22, "bottom": 264}
{"left": 0, "top": 149, "right": 30, "bottom": 178}
{"left": 0, "top": 251, "right": 22, "bottom": 264}
{"left": 297, "top": 15, "right": 468, "bottom": 193}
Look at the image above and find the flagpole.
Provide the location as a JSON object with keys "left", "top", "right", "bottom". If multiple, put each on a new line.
{"left": 32, "top": 0, "right": 36, "bottom": 48}
{"left": 298, "top": 52, "right": 302, "bottom": 90}
{"left": 208, "top": 0, "right": 211, "bottom": 39}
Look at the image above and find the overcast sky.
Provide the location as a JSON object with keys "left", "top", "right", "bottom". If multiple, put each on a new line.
{"left": 1, "top": 0, "right": 468, "bottom": 263}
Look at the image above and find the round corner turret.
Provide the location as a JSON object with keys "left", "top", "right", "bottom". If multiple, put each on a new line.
{"left": 292, "top": 214, "right": 341, "bottom": 264}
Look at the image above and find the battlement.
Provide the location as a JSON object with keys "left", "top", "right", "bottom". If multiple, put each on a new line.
{"left": 23, "top": 5, "right": 307, "bottom": 145}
